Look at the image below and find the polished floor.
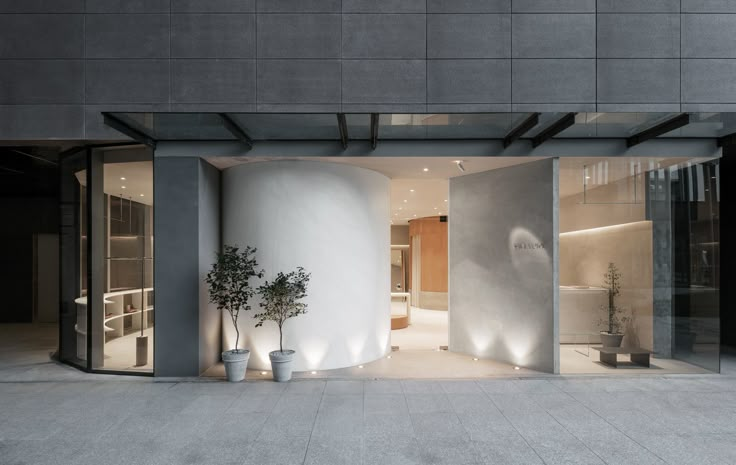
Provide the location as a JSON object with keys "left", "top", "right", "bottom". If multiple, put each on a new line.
{"left": 1, "top": 324, "right": 736, "bottom": 464}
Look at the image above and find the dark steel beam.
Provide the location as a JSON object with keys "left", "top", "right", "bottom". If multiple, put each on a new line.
{"left": 102, "top": 113, "right": 157, "bottom": 149}
{"left": 531, "top": 113, "right": 576, "bottom": 148}
{"left": 337, "top": 113, "right": 348, "bottom": 150}
{"left": 219, "top": 113, "right": 253, "bottom": 148}
{"left": 717, "top": 131, "right": 736, "bottom": 148}
{"left": 503, "top": 113, "right": 539, "bottom": 148}
{"left": 626, "top": 113, "right": 690, "bottom": 148}
{"left": 370, "top": 113, "right": 379, "bottom": 150}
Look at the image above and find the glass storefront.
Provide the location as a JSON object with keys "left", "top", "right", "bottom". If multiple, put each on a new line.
{"left": 559, "top": 157, "right": 720, "bottom": 373}
{"left": 59, "top": 147, "right": 154, "bottom": 374}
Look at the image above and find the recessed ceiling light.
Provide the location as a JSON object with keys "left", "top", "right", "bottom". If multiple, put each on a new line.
{"left": 409, "top": 189, "right": 415, "bottom": 193}
{"left": 394, "top": 213, "right": 398, "bottom": 216}
{"left": 514, "top": 366, "right": 520, "bottom": 370}
{"left": 139, "top": 194, "right": 144, "bottom": 197}
{"left": 444, "top": 199, "right": 447, "bottom": 202}
{"left": 311, "top": 371, "right": 317, "bottom": 375}
{"left": 358, "top": 365, "right": 364, "bottom": 369}
{"left": 423, "top": 168, "right": 429, "bottom": 172}
{"left": 403, "top": 199, "right": 407, "bottom": 203}
{"left": 121, "top": 186, "right": 126, "bottom": 189}
{"left": 434, "top": 207, "right": 437, "bottom": 210}
{"left": 413, "top": 214, "right": 417, "bottom": 217}
{"left": 387, "top": 355, "right": 392, "bottom": 359}
{"left": 473, "top": 357, "right": 479, "bottom": 361}
{"left": 398, "top": 207, "right": 402, "bottom": 211}
{"left": 120, "top": 177, "right": 126, "bottom": 181}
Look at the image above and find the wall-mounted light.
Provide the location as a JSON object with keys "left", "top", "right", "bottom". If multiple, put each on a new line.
{"left": 454, "top": 160, "right": 466, "bottom": 172}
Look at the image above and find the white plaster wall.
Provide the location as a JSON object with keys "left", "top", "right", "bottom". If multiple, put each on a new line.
{"left": 222, "top": 160, "right": 391, "bottom": 371}
{"left": 449, "top": 159, "right": 559, "bottom": 373}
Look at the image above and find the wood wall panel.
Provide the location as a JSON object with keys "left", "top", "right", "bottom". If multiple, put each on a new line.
{"left": 409, "top": 216, "right": 448, "bottom": 293}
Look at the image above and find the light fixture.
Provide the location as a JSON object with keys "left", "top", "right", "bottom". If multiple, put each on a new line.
{"left": 413, "top": 214, "right": 417, "bottom": 217}
{"left": 433, "top": 207, "right": 437, "bottom": 210}
{"left": 423, "top": 167, "right": 429, "bottom": 172}
{"left": 473, "top": 357, "right": 479, "bottom": 361}
{"left": 398, "top": 207, "right": 402, "bottom": 211}
{"left": 260, "top": 371, "right": 267, "bottom": 375}
{"left": 311, "top": 371, "right": 317, "bottom": 375}
{"left": 454, "top": 160, "right": 466, "bottom": 172}
{"left": 514, "top": 366, "right": 520, "bottom": 370}
{"left": 409, "top": 189, "right": 415, "bottom": 193}
{"left": 403, "top": 199, "right": 408, "bottom": 203}
{"left": 139, "top": 194, "right": 144, "bottom": 197}
{"left": 358, "top": 365, "right": 364, "bottom": 369}
{"left": 120, "top": 177, "right": 126, "bottom": 181}
{"left": 387, "top": 355, "right": 392, "bottom": 359}
{"left": 444, "top": 199, "right": 448, "bottom": 202}
{"left": 121, "top": 186, "right": 126, "bottom": 189}
{"left": 394, "top": 213, "right": 398, "bottom": 216}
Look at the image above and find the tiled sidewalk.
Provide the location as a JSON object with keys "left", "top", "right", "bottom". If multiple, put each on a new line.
{"left": 1, "top": 375, "right": 735, "bottom": 465}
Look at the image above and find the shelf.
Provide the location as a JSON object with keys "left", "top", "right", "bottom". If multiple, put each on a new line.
{"left": 104, "top": 306, "right": 154, "bottom": 323}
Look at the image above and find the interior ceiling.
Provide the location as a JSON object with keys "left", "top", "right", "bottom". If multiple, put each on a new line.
{"left": 75, "top": 161, "right": 153, "bottom": 206}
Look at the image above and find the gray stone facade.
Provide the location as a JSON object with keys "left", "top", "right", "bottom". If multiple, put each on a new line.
{"left": 1, "top": 0, "right": 735, "bottom": 139}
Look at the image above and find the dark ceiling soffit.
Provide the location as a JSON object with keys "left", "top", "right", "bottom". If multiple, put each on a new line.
{"left": 102, "top": 113, "right": 157, "bottom": 149}
{"left": 531, "top": 113, "right": 576, "bottom": 148}
{"left": 370, "top": 113, "right": 379, "bottom": 150}
{"left": 219, "top": 113, "right": 253, "bottom": 149}
{"left": 59, "top": 142, "right": 146, "bottom": 159}
{"left": 626, "top": 113, "right": 690, "bottom": 148}
{"left": 717, "top": 131, "right": 736, "bottom": 148}
{"left": 10, "top": 149, "right": 58, "bottom": 166}
{"left": 503, "top": 113, "right": 540, "bottom": 148}
{"left": 337, "top": 113, "right": 348, "bottom": 150}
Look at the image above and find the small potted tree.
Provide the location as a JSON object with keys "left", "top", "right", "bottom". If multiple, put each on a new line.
{"left": 598, "top": 262, "right": 629, "bottom": 347}
{"left": 254, "top": 267, "right": 310, "bottom": 382}
{"left": 206, "top": 245, "right": 263, "bottom": 382}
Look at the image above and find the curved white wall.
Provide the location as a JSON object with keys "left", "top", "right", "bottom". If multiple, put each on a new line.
{"left": 222, "top": 160, "right": 391, "bottom": 371}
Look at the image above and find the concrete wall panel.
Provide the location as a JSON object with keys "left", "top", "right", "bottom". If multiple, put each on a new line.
{"left": 513, "top": 0, "right": 595, "bottom": 13}
{"left": 172, "top": 14, "right": 255, "bottom": 58}
{"left": 257, "top": 14, "right": 340, "bottom": 59}
{"left": 85, "top": 14, "right": 169, "bottom": 59}
{"left": 512, "top": 14, "right": 595, "bottom": 58}
{"left": 342, "top": 14, "right": 426, "bottom": 59}
{"left": 85, "top": 0, "right": 169, "bottom": 13}
{"left": 427, "top": 0, "right": 510, "bottom": 13}
{"left": 682, "top": 59, "right": 736, "bottom": 103}
{"left": 0, "top": 61, "right": 83, "bottom": 104}
{"left": 449, "top": 158, "right": 559, "bottom": 373}
{"left": 258, "top": 60, "right": 340, "bottom": 105}
{"left": 513, "top": 59, "right": 595, "bottom": 104}
{"left": 0, "top": 0, "right": 84, "bottom": 13}
{"left": 597, "top": 14, "right": 680, "bottom": 58}
{"left": 257, "top": 0, "right": 340, "bottom": 13}
{"left": 683, "top": 14, "right": 736, "bottom": 58}
{"left": 171, "top": 0, "right": 255, "bottom": 12}
{"left": 0, "top": 105, "right": 83, "bottom": 139}
{"left": 427, "top": 60, "right": 510, "bottom": 104}
{"left": 597, "top": 0, "right": 679, "bottom": 12}
{"left": 682, "top": 0, "right": 736, "bottom": 13}
{"left": 172, "top": 60, "right": 255, "bottom": 103}
{"left": 85, "top": 60, "right": 170, "bottom": 104}
{"left": 342, "top": 60, "right": 426, "bottom": 104}
{"left": 0, "top": 14, "right": 83, "bottom": 58}
{"left": 598, "top": 59, "right": 680, "bottom": 103}
{"left": 427, "top": 14, "right": 510, "bottom": 58}
{"left": 343, "top": 0, "right": 425, "bottom": 13}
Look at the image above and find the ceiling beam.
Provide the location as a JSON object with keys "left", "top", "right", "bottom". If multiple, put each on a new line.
{"left": 717, "top": 131, "right": 736, "bottom": 148}
{"left": 102, "top": 113, "right": 157, "bottom": 149}
{"left": 626, "top": 113, "right": 690, "bottom": 148}
{"left": 370, "top": 113, "right": 379, "bottom": 150}
{"left": 531, "top": 113, "right": 576, "bottom": 148}
{"left": 503, "top": 113, "right": 539, "bottom": 148}
{"left": 337, "top": 113, "right": 348, "bottom": 150}
{"left": 219, "top": 113, "right": 253, "bottom": 149}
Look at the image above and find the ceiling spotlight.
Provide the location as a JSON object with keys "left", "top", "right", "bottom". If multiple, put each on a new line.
{"left": 399, "top": 207, "right": 403, "bottom": 211}
{"left": 409, "top": 189, "right": 415, "bottom": 193}
{"left": 121, "top": 186, "right": 126, "bottom": 189}
{"left": 514, "top": 366, "right": 520, "bottom": 370}
{"left": 423, "top": 167, "right": 429, "bottom": 172}
{"left": 473, "top": 357, "right": 479, "bottom": 361}
{"left": 311, "top": 371, "right": 317, "bottom": 375}
{"left": 120, "top": 177, "right": 126, "bottom": 181}
{"left": 403, "top": 199, "right": 408, "bottom": 203}
{"left": 454, "top": 160, "right": 466, "bottom": 172}
{"left": 444, "top": 199, "right": 448, "bottom": 202}
{"left": 413, "top": 214, "right": 417, "bottom": 217}
{"left": 358, "top": 365, "right": 364, "bottom": 369}
{"left": 387, "top": 355, "right": 392, "bottom": 359}
{"left": 433, "top": 207, "right": 437, "bottom": 210}
{"left": 139, "top": 194, "right": 144, "bottom": 197}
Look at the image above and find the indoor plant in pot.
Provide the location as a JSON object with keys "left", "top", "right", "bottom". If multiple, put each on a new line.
{"left": 598, "top": 262, "right": 629, "bottom": 347}
{"left": 206, "top": 245, "right": 263, "bottom": 382}
{"left": 254, "top": 267, "right": 310, "bottom": 382}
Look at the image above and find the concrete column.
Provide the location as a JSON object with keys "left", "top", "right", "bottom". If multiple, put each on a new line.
{"left": 153, "top": 156, "right": 221, "bottom": 376}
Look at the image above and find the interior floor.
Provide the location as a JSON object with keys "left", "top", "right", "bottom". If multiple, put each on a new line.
{"left": 103, "top": 327, "right": 154, "bottom": 372}
{"left": 560, "top": 344, "right": 710, "bottom": 374}
{"left": 390, "top": 304, "right": 448, "bottom": 350}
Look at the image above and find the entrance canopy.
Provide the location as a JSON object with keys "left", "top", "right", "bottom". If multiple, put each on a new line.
{"left": 104, "top": 112, "right": 734, "bottom": 159}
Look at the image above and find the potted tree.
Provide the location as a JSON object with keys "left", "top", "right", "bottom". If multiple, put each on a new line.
{"left": 254, "top": 267, "right": 310, "bottom": 382}
{"left": 598, "top": 262, "right": 629, "bottom": 347}
{"left": 206, "top": 245, "right": 263, "bottom": 382}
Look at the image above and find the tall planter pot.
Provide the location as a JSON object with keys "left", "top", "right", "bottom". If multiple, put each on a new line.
{"left": 600, "top": 332, "right": 624, "bottom": 348}
{"left": 222, "top": 349, "right": 250, "bottom": 382}
{"left": 269, "top": 350, "right": 295, "bottom": 382}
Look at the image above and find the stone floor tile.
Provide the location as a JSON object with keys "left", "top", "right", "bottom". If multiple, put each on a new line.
{"left": 272, "top": 393, "right": 321, "bottom": 416}
{"left": 242, "top": 435, "right": 310, "bottom": 465}
{"left": 512, "top": 379, "right": 561, "bottom": 394}
{"left": 411, "top": 412, "right": 468, "bottom": 439}
{"left": 283, "top": 379, "right": 325, "bottom": 395}
{"left": 312, "top": 411, "right": 365, "bottom": 438}
{"left": 364, "top": 412, "right": 415, "bottom": 438}
{"left": 324, "top": 380, "right": 364, "bottom": 395}
{"left": 476, "top": 379, "right": 518, "bottom": 394}
{"left": 230, "top": 393, "right": 280, "bottom": 413}
{"left": 364, "top": 379, "right": 403, "bottom": 394}
{"left": 405, "top": 393, "right": 452, "bottom": 413}
{"left": 401, "top": 380, "right": 443, "bottom": 394}
{"left": 439, "top": 380, "right": 483, "bottom": 394}
{"left": 526, "top": 434, "right": 607, "bottom": 465}
{"left": 304, "top": 436, "right": 362, "bottom": 465}
{"left": 318, "top": 394, "right": 363, "bottom": 415}
{"left": 417, "top": 437, "right": 482, "bottom": 465}
{"left": 258, "top": 411, "right": 316, "bottom": 438}
{"left": 471, "top": 431, "right": 545, "bottom": 465}
{"left": 457, "top": 410, "right": 518, "bottom": 440}
{"left": 576, "top": 429, "right": 668, "bottom": 465}
{"left": 488, "top": 393, "right": 545, "bottom": 414}
{"left": 363, "top": 435, "right": 423, "bottom": 465}
{"left": 364, "top": 393, "right": 408, "bottom": 414}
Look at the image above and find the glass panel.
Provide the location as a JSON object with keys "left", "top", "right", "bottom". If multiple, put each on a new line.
{"left": 378, "top": 113, "right": 530, "bottom": 139}
{"left": 662, "top": 113, "right": 736, "bottom": 138}
{"left": 345, "top": 113, "right": 371, "bottom": 140}
{"left": 59, "top": 150, "right": 88, "bottom": 369}
{"left": 558, "top": 157, "right": 720, "bottom": 374}
{"left": 232, "top": 114, "right": 341, "bottom": 140}
{"left": 112, "top": 113, "right": 235, "bottom": 140}
{"left": 556, "top": 113, "right": 677, "bottom": 138}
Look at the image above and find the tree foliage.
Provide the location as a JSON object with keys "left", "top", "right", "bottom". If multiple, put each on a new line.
{"left": 598, "top": 262, "right": 628, "bottom": 334}
{"left": 254, "top": 267, "right": 310, "bottom": 353}
{"left": 205, "top": 245, "right": 264, "bottom": 352}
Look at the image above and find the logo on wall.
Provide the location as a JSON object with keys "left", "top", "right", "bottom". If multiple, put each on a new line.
{"left": 513, "top": 243, "right": 545, "bottom": 251}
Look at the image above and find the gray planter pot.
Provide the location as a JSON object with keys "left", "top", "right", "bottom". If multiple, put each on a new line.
{"left": 600, "top": 332, "right": 624, "bottom": 348}
{"left": 269, "top": 350, "right": 296, "bottom": 382}
{"left": 222, "top": 349, "right": 250, "bottom": 382}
